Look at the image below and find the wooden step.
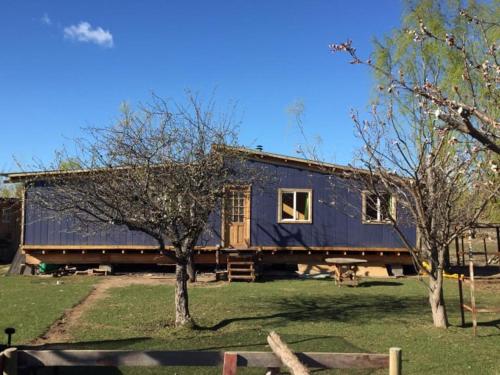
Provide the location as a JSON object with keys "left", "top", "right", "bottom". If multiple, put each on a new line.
{"left": 227, "top": 253, "right": 254, "bottom": 258}
{"left": 227, "top": 269, "right": 255, "bottom": 275}
{"left": 228, "top": 261, "right": 254, "bottom": 266}
{"left": 229, "top": 275, "right": 255, "bottom": 280}
{"left": 229, "top": 267, "right": 254, "bottom": 272}
{"left": 227, "top": 254, "right": 257, "bottom": 282}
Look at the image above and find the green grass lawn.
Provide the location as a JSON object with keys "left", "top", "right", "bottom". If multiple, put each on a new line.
{"left": 1, "top": 276, "right": 499, "bottom": 374}
{"left": 0, "top": 276, "right": 96, "bottom": 343}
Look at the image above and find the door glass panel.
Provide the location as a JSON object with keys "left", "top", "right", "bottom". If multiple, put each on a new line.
{"left": 227, "top": 190, "right": 245, "bottom": 223}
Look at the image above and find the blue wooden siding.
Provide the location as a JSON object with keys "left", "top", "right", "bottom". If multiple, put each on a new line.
{"left": 248, "top": 161, "right": 414, "bottom": 248}
{"left": 24, "top": 160, "right": 415, "bottom": 248}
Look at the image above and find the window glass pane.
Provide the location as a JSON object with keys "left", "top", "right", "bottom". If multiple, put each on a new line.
{"left": 365, "top": 194, "right": 378, "bottom": 221}
{"left": 2, "top": 209, "right": 10, "bottom": 224}
{"left": 281, "top": 192, "right": 294, "bottom": 220}
{"left": 296, "top": 192, "right": 309, "bottom": 221}
{"left": 379, "top": 193, "right": 392, "bottom": 220}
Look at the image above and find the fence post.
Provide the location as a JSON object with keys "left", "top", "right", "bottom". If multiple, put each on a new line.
{"left": 458, "top": 275, "right": 465, "bottom": 326}
{"left": 222, "top": 352, "right": 237, "bottom": 375}
{"left": 2, "top": 348, "right": 18, "bottom": 375}
{"left": 389, "top": 347, "right": 401, "bottom": 375}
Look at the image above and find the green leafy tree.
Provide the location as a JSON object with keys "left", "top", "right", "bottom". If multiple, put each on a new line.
{"left": 331, "top": 0, "right": 499, "bottom": 328}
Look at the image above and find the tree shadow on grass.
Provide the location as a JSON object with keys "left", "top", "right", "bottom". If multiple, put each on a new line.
{"left": 358, "top": 281, "right": 404, "bottom": 287}
{"left": 462, "top": 318, "right": 500, "bottom": 334}
{"left": 20, "top": 337, "right": 152, "bottom": 350}
{"left": 201, "top": 294, "right": 429, "bottom": 331}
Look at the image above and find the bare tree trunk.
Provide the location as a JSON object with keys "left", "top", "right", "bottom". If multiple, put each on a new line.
{"left": 428, "top": 272, "right": 449, "bottom": 328}
{"left": 175, "top": 261, "right": 192, "bottom": 327}
{"left": 187, "top": 255, "right": 196, "bottom": 282}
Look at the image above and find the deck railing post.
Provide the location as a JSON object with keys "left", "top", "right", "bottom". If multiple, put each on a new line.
{"left": 2, "top": 348, "right": 18, "bottom": 375}
{"left": 389, "top": 347, "right": 401, "bottom": 375}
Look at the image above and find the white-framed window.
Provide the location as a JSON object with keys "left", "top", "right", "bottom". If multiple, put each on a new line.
{"left": 362, "top": 191, "right": 396, "bottom": 224}
{"left": 278, "top": 189, "right": 312, "bottom": 223}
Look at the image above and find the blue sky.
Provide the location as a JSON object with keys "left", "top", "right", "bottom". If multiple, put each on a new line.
{"left": 0, "top": 1, "right": 403, "bottom": 172}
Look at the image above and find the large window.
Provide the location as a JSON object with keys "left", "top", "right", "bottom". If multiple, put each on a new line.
{"left": 278, "top": 189, "right": 312, "bottom": 223}
{"left": 362, "top": 191, "right": 395, "bottom": 223}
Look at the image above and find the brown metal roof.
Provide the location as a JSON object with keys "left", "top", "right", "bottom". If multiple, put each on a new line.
{"left": 2, "top": 146, "right": 365, "bottom": 183}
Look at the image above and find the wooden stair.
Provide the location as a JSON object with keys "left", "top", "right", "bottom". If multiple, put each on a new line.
{"left": 227, "top": 253, "right": 256, "bottom": 282}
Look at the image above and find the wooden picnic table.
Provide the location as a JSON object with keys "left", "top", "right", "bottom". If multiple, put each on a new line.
{"left": 325, "top": 258, "right": 368, "bottom": 286}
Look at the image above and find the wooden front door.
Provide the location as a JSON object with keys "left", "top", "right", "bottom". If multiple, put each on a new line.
{"left": 223, "top": 187, "right": 251, "bottom": 248}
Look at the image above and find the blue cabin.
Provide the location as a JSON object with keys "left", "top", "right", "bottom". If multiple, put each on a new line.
{"left": 6, "top": 148, "right": 416, "bottom": 276}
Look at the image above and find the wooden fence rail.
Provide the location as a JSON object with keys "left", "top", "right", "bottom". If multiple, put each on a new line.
{"left": 0, "top": 348, "right": 402, "bottom": 375}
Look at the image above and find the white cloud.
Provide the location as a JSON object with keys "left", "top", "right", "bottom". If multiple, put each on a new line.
{"left": 41, "top": 13, "right": 51, "bottom": 25}
{"left": 64, "top": 21, "right": 113, "bottom": 48}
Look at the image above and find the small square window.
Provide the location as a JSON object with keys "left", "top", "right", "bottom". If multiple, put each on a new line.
{"left": 278, "top": 189, "right": 312, "bottom": 223}
{"left": 362, "top": 191, "right": 395, "bottom": 224}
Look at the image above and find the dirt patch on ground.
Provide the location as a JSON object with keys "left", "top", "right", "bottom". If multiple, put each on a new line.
{"left": 30, "top": 274, "right": 223, "bottom": 347}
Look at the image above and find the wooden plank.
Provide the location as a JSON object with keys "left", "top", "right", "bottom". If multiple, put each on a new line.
{"left": 22, "top": 245, "right": 218, "bottom": 251}
{"left": 24, "top": 253, "right": 176, "bottom": 265}
{"left": 229, "top": 268, "right": 255, "bottom": 272}
{"left": 222, "top": 352, "right": 238, "bottom": 375}
{"left": 23, "top": 244, "right": 409, "bottom": 253}
{"left": 462, "top": 304, "right": 473, "bottom": 312}
{"left": 17, "top": 350, "right": 390, "bottom": 369}
{"left": 2, "top": 348, "right": 18, "bottom": 375}
{"left": 18, "top": 350, "right": 225, "bottom": 367}
{"left": 325, "top": 258, "right": 368, "bottom": 264}
{"left": 474, "top": 307, "right": 500, "bottom": 313}
{"left": 26, "top": 252, "right": 413, "bottom": 267}
{"left": 228, "top": 275, "right": 255, "bottom": 280}
{"left": 256, "top": 246, "right": 408, "bottom": 253}
{"left": 239, "top": 352, "right": 389, "bottom": 369}
{"left": 267, "top": 331, "right": 309, "bottom": 375}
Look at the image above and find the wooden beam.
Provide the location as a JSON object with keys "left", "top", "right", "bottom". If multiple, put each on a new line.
{"left": 25, "top": 253, "right": 176, "bottom": 265}
{"left": 22, "top": 245, "right": 218, "bottom": 251}
{"left": 22, "top": 244, "right": 409, "bottom": 253}
{"left": 267, "top": 331, "right": 309, "bottom": 375}
{"left": 17, "top": 350, "right": 390, "bottom": 369}
{"left": 25, "top": 251, "right": 413, "bottom": 266}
